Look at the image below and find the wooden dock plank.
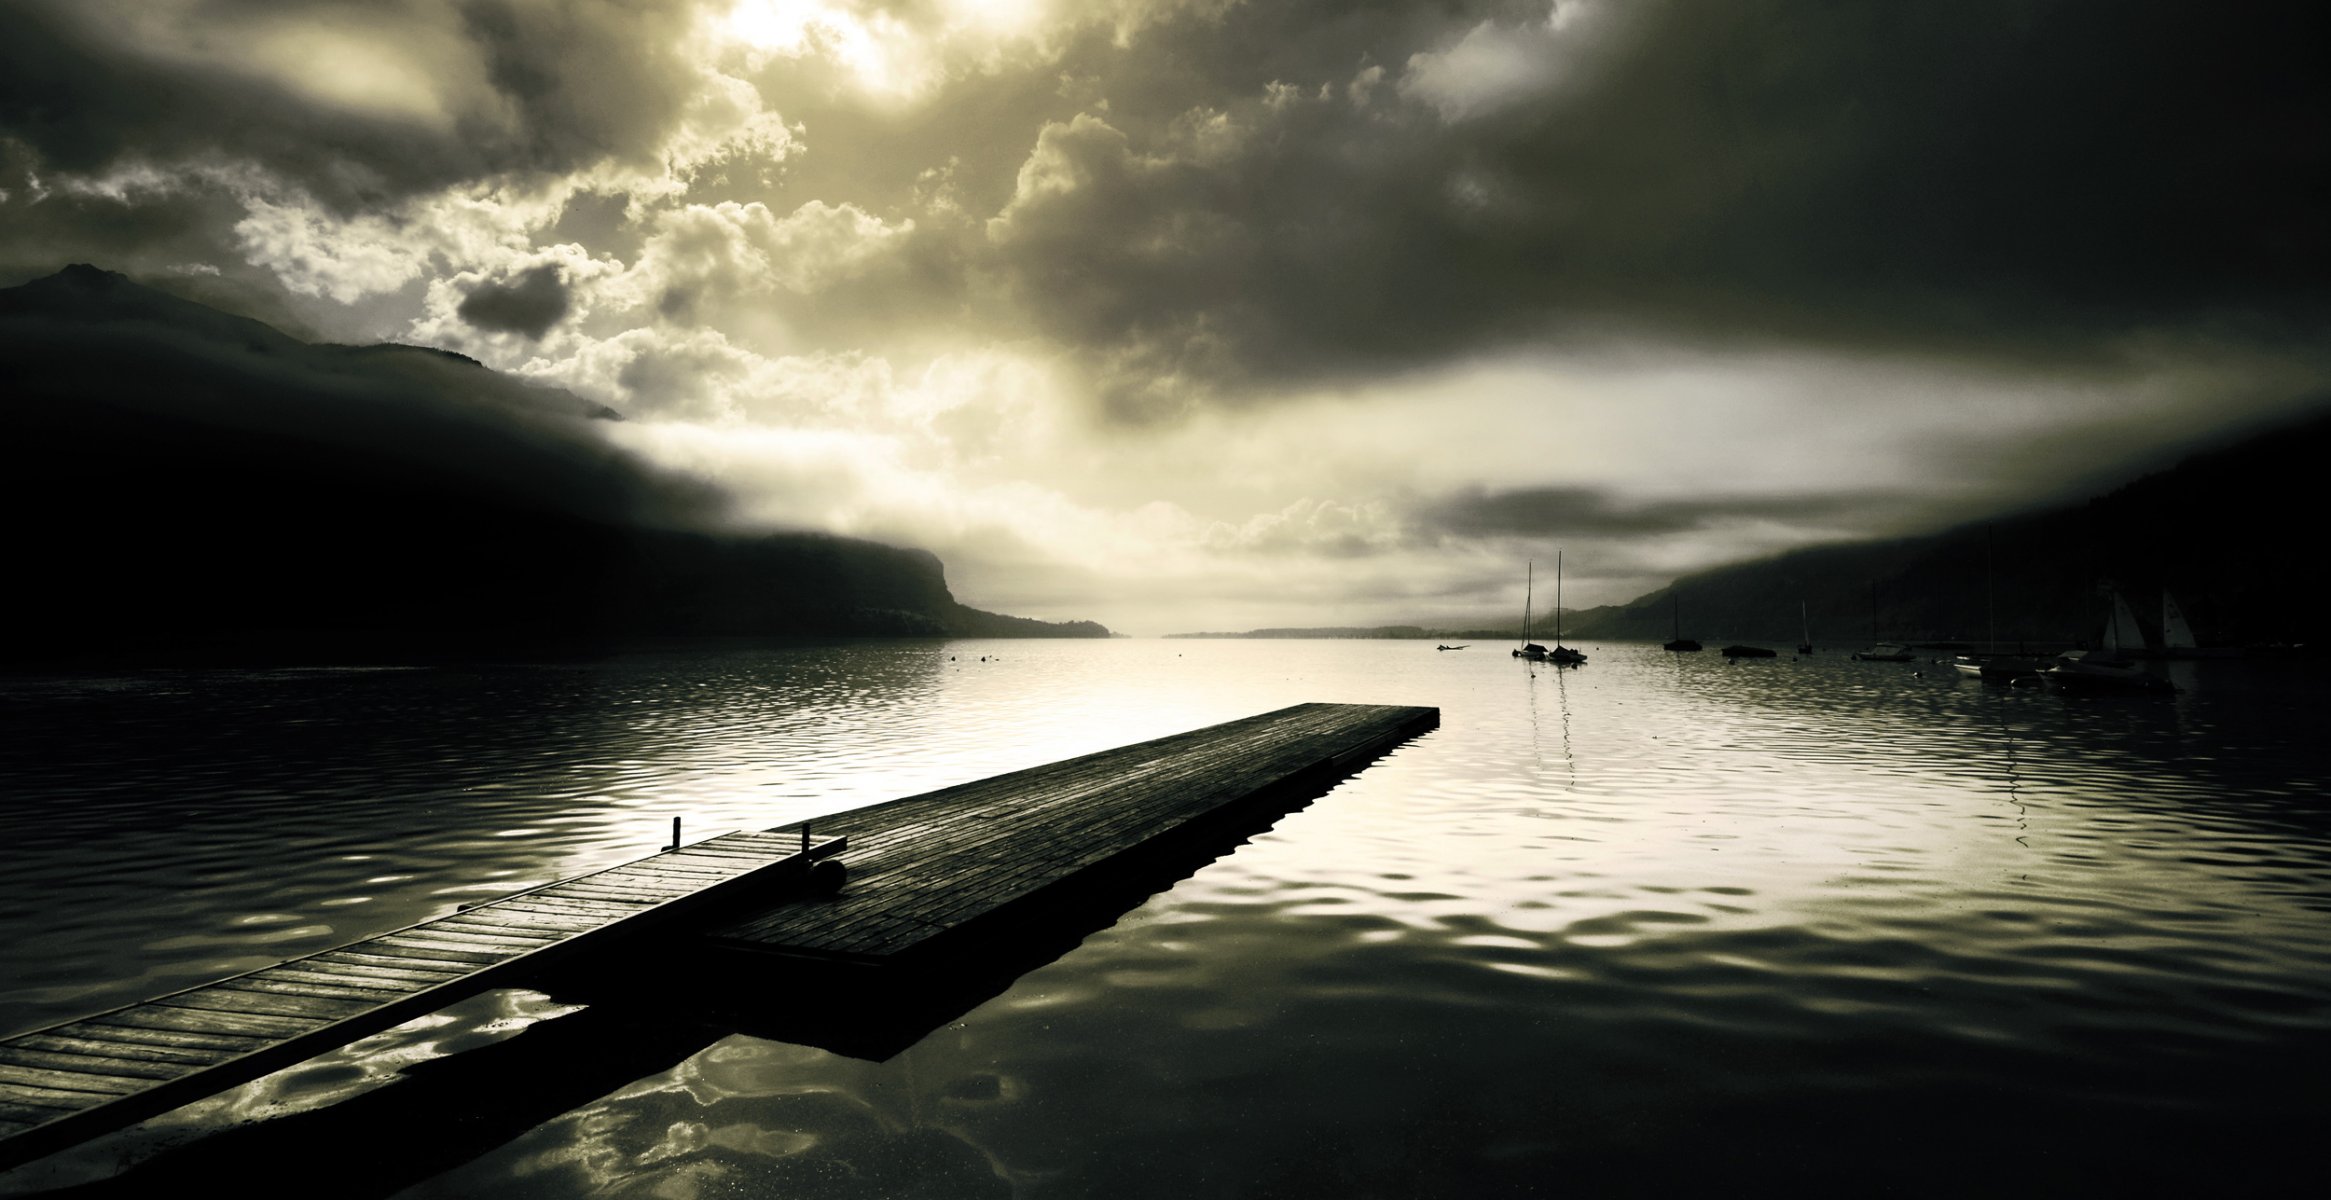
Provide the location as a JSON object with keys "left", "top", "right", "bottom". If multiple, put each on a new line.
{"left": 764, "top": 723, "right": 1376, "bottom": 942}
{"left": 0, "top": 1048, "right": 187, "bottom": 1083}
{"left": 0, "top": 830, "right": 842, "bottom": 1172}
{"left": 476, "top": 904, "right": 642, "bottom": 928}
{"left": 153, "top": 989, "right": 366, "bottom": 1023}
{"left": 1, "top": 702, "right": 1425, "bottom": 1173}
{"left": 380, "top": 928, "right": 551, "bottom": 951}
{"left": 133, "top": 1003, "right": 327, "bottom": 1038}
{"left": 706, "top": 702, "right": 1436, "bottom": 965}
{"left": 222, "top": 975, "right": 419, "bottom": 1002}
{"left": 63, "top": 1017, "right": 271, "bottom": 1052}
{"left": 423, "top": 919, "right": 572, "bottom": 942}
{"left": 12, "top": 1035, "right": 230, "bottom": 1069}
{"left": 317, "top": 945, "right": 492, "bottom": 973}
{"left": 531, "top": 885, "right": 662, "bottom": 905}
{"left": 267, "top": 964, "right": 447, "bottom": 990}
{"left": 0, "top": 1100, "right": 78, "bottom": 1127}
{"left": 0, "top": 1065, "right": 143, "bottom": 1099}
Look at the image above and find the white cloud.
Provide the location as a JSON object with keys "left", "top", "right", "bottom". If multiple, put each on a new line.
{"left": 1400, "top": 1, "right": 1615, "bottom": 122}
{"left": 234, "top": 180, "right": 568, "bottom": 304}
{"left": 603, "top": 199, "right": 915, "bottom": 330}
{"left": 1199, "top": 497, "right": 1408, "bottom": 557}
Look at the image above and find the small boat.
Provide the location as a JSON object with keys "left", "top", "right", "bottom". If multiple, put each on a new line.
{"left": 1721, "top": 644, "right": 1776, "bottom": 658}
{"left": 1850, "top": 581, "right": 1913, "bottom": 660}
{"left": 1513, "top": 562, "right": 1549, "bottom": 661}
{"left": 2045, "top": 649, "right": 2176, "bottom": 693}
{"left": 1547, "top": 551, "right": 1586, "bottom": 665}
{"left": 1437, "top": 644, "right": 1469, "bottom": 651}
{"left": 1664, "top": 594, "right": 1702, "bottom": 652}
{"left": 2043, "top": 588, "right": 2175, "bottom": 694}
{"left": 1952, "top": 653, "right": 2046, "bottom": 682}
{"left": 1950, "top": 531, "right": 2041, "bottom": 681}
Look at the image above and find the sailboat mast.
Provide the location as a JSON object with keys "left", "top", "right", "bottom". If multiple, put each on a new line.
{"left": 1522, "top": 561, "right": 1533, "bottom": 644}
{"left": 1555, "top": 551, "right": 1564, "bottom": 644}
{"left": 1986, "top": 529, "right": 1997, "bottom": 655}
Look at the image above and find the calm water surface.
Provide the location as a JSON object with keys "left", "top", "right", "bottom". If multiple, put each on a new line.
{"left": 2, "top": 640, "right": 2326, "bottom": 1195}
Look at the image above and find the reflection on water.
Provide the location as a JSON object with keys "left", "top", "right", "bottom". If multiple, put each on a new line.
{"left": 3, "top": 641, "right": 2328, "bottom": 1194}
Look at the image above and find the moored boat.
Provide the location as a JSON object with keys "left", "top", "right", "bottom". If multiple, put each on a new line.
{"left": 1851, "top": 582, "right": 1912, "bottom": 660}
{"left": 1664, "top": 593, "right": 1702, "bottom": 652}
{"left": 1721, "top": 644, "right": 1777, "bottom": 658}
{"left": 1513, "top": 563, "right": 1550, "bottom": 661}
{"left": 1950, "top": 532, "right": 2039, "bottom": 681}
{"left": 2042, "top": 588, "right": 2175, "bottom": 694}
{"left": 1952, "top": 653, "right": 2046, "bottom": 682}
{"left": 1546, "top": 551, "right": 1586, "bottom": 665}
{"left": 2043, "top": 649, "right": 2176, "bottom": 693}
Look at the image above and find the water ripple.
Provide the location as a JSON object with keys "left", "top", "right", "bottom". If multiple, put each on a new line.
{"left": 0, "top": 641, "right": 2325, "bottom": 1195}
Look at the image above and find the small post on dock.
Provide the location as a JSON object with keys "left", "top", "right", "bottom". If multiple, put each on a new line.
{"left": 800, "top": 822, "right": 810, "bottom": 852}
{"left": 667, "top": 817, "right": 681, "bottom": 852}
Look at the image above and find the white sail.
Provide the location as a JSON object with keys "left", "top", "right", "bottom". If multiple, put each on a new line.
{"left": 2104, "top": 589, "right": 2146, "bottom": 654}
{"left": 2163, "top": 593, "right": 2198, "bottom": 650}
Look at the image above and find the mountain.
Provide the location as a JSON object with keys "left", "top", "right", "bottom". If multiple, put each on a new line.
{"left": 1564, "top": 409, "right": 2331, "bottom": 649}
{"left": 0, "top": 265, "right": 1106, "bottom": 664}
{"left": 1164, "top": 626, "right": 1430, "bottom": 640}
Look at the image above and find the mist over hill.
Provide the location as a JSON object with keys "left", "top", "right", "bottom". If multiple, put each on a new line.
{"left": 1562, "top": 410, "right": 2331, "bottom": 649}
{"left": 0, "top": 265, "right": 1106, "bottom": 664}
{"left": 1163, "top": 407, "right": 2331, "bottom": 649}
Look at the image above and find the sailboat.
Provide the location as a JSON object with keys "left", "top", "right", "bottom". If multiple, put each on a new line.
{"left": 1951, "top": 530, "right": 2044, "bottom": 681}
{"left": 2125, "top": 591, "right": 2235, "bottom": 659}
{"left": 2145, "top": 592, "right": 2241, "bottom": 658}
{"left": 2163, "top": 593, "right": 2198, "bottom": 655}
{"left": 1797, "top": 601, "right": 1815, "bottom": 655}
{"left": 1513, "top": 562, "right": 1549, "bottom": 661}
{"left": 1664, "top": 593, "right": 1702, "bottom": 652}
{"left": 2043, "top": 586, "right": 2174, "bottom": 693}
{"left": 1547, "top": 552, "right": 1587, "bottom": 665}
{"left": 1851, "top": 581, "right": 1914, "bottom": 662}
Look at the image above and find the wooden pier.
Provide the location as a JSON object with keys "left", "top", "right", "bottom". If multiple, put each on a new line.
{"left": 706, "top": 702, "right": 1439, "bottom": 967}
{"left": 0, "top": 830, "right": 844, "bottom": 1171}
{"left": 0, "top": 701, "right": 1435, "bottom": 1173}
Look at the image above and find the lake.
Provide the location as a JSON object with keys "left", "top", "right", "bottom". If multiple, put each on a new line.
{"left": 2, "top": 639, "right": 2326, "bottom": 1196}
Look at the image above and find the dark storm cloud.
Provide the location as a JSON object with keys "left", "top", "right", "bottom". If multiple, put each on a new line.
{"left": 0, "top": 263, "right": 719, "bottom": 529}
{"left": 1421, "top": 484, "right": 1941, "bottom": 540}
{"left": 990, "top": 0, "right": 2331, "bottom": 411}
{"left": 0, "top": 0, "right": 702, "bottom": 210}
{"left": 457, "top": 263, "right": 571, "bottom": 338}
{"left": 452, "top": 0, "right": 700, "bottom": 180}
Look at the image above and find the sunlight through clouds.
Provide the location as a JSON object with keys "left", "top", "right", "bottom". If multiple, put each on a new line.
{"left": 718, "top": 0, "right": 936, "bottom": 97}
{"left": 5, "top": 0, "right": 2323, "bottom": 634}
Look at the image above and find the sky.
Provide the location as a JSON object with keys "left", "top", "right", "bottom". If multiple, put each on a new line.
{"left": 2, "top": 0, "right": 2325, "bottom": 635}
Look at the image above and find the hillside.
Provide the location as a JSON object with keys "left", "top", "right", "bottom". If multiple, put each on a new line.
{"left": 1163, "top": 626, "right": 1431, "bottom": 640}
{"left": 0, "top": 265, "right": 1107, "bottom": 663}
{"left": 1563, "top": 409, "right": 2331, "bottom": 649}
